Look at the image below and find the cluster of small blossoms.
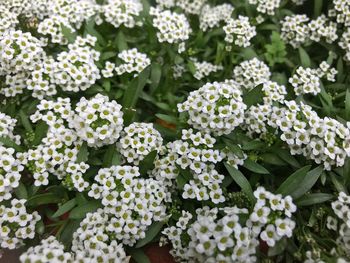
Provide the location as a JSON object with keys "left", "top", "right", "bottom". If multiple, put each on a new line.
{"left": 0, "top": 146, "right": 23, "bottom": 202}
{"left": 20, "top": 236, "right": 73, "bottom": 263}
{"left": 38, "top": 16, "right": 76, "bottom": 45}
{"left": 262, "top": 81, "right": 287, "bottom": 103}
{"left": 114, "top": 48, "right": 151, "bottom": 76}
{"left": 0, "top": 199, "right": 41, "bottom": 249}
{"left": 72, "top": 211, "right": 128, "bottom": 262}
{"left": 150, "top": 7, "right": 192, "bottom": 46}
{"left": 69, "top": 94, "right": 124, "bottom": 147}
{"left": 328, "top": 192, "right": 350, "bottom": 257}
{"left": 199, "top": 4, "right": 234, "bottom": 31}
{"left": 191, "top": 59, "right": 223, "bottom": 80}
{"left": 248, "top": 187, "right": 297, "bottom": 247}
{"left": 317, "top": 61, "right": 338, "bottom": 82}
{"left": 163, "top": 207, "right": 258, "bottom": 262}
{"left": 175, "top": 0, "right": 207, "bottom": 15}
{"left": 88, "top": 165, "right": 167, "bottom": 245}
{"left": 289, "top": 67, "right": 321, "bottom": 96}
{"left": 118, "top": 122, "right": 163, "bottom": 165}
{"left": 0, "top": 6, "right": 18, "bottom": 35}
{"left": 1, "top": 72, "right": 29, "bottom": 97}
{"left": 308, "top": 15, "right": 338, "bottom": 44}
{"left": 178, "top": 80, "right": 246, "bottom": 136}
{"left": 232, "top": 58, "right": 271, "bottom": 91}
{"left": 339, "top": 28, "right": 350, "bottom": 61}
{"left": 0, "top": 30, "right": 45, "bottom": 75}
{"left": 223, "top": 16, "right": 256, "bottom": 48}
{"left": 0, "top": 112, "right": 21, "bottom": 144}
{"left": 102, "top": 0, "right": 143, "bottom": 28}
{"left": 53, "top": 35, "right": 101, "bottom": 92}
{"left": 152, "top": 129, "right": 227, "bottom": 204}
{"left": 25, "top": 98, "right": 89, "bottom": 190}
{"left": 280, "top": 15, "right": 309, "bottom": 48}
{"left": 248, "top": 0, "right": 281, "bottom": 15}
{"left": 329, "top": 0, "right": 350, "bottom": 26}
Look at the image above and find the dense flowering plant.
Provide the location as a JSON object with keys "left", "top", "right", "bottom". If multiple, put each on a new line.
{"left": 1, "top": 0, "right": 350, "bottom": 262}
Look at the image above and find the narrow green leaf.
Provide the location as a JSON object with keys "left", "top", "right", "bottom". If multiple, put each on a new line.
{"left": 116, "top": 31, "right": 128, "bottom": 51}
{"left": 150, "top": 63, "right": 162, "bottom": 92}
{"left": 243, "top": 159, "right": 269, "bottom": 174}
{"left": 14, "top": 182, "right": 28, "bottom": 199}
{"left": 243, "top": 85, "right": 264, "bottom": 107}
{"left": 155, "top": 114, "right": 177, "bottom": 125}
{"left": 345, "top": 89, "right": 350, "bottom": 120}
{"left": 139, "top": 150, "right": 157, "bottom": 175}
{"left": 296, "top": 193, "right": 333, "bottom": 206}
{"left": 224, "top": 163, "right": 255, "bottom": 203}
{"left": 330, "top": 172, "right": 348, "bottom": 193}
{"left": 27, "top": 193, "right": 62, "bottom": 206}
{"left": 298, "top": 47, "right": 311, "bottom": 67}
{"left": 275, "top": 149, "right": 300, "bottom": 168}
{"left": 277, "top": 165, "right": 311, "bottom": 196}
{"left": 84, "top": 19, "right": 106, "bottom": 45}
{"left": 76, "top": 142, "right": 89, "bottom": 163}
{"left": 314, "top": 0, "right": 323, "bottom": 17}
{"left": 241, "top": 140, "right": 265, "bottom": 151}
{"left": 127, "top": 248, "right": 151, "bottom": 263}
{"left": 61, "top": 24, "right": 76, "bottom": 43}
{"left": 52, "top": 199, "right": 77, "bottom": 218}
{"left": 59, "top": 220, "right": 81, "bottom": 246}
{"left": 19, "top": 110, "right": 33, "bottom": 132}
{"left": 32, "top": 121, "right": 48, "bottom": 145}
{"left": 187, "top": 60, "right": 196, "bottom": 75}
{"left": 260, "top": 153, "right": 286, "bottom": 166}
{"left": 292, "top": 166, "right": 323, "bottom": 198}
{"left": 69, "top": 200, "right": 101, "bottom": 219}
{"left": 135, "top": 221, "right": 164, "bottom": 248}
{"left": 122, "top": 67, "right": 151, "bottom": 109}
{"left": 103, "top": 145, "right": 121, "bottom": 167}
{"left": 0, "top": 136, "right": 23, "bottom": 152}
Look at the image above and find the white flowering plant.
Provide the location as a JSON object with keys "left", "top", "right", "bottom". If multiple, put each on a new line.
{"left": 1, "top": 0, "right": 350, "bottom": 262}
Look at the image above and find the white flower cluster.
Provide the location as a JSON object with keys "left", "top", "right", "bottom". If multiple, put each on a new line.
{"left": 289, "top": 67, "right": 321, "bottom": 96}
{"left": 233, "top": 58, "right": 271, "bottom": 90}
{"left": 223, "top": 16, "right": 256, "bottom": 48}
{"left": 0, "top": 146, "right": 23, "bottom": 202}
{"left": 20, "top": 236, "right": 73, "bottom": 263}
{"left": 0, "top": 30, "right": 45, "bottom": 75}
{"left": 150, "top": 7, "right": 192, "bottom": 45}
{"left": 102, "top": 0, "right": 143, "bottom": 28}
{"left": 0, "top": 6, "right": 18, "bottom": 35}
{"left": 88, "top": 165, "right": 167, "bottom": 245}
{"left": 118, "top": 122, "right": 163, "bottom": 165}
{"left": 199, "top": 4, "right": 234, "bottom": 31}
{"left": 192, "top": 59, "right": 223, "bottom": 80}
{"left": 176, "top": 0, "right": 207, "bottom": 15}
{"left": 72, "top": 211, "right": 128, "bottom": 262}
{"left": 0, "top": 199, "right": 41, "bottom": 249}
{"left": 248, "top": 187, "right": 296, "bottom": 247}
{"left": 330, "top": 0, "right": 350, "bottom": 26}
{"left": 152, "top": 129, "right": 230, "bottom": 204}
{"left": 115, "top": 48, "right": 151, "bottom": 76}
{"left": 163, "top": 207, "right": 258, "bottom": 263}
{"left": 25, "top": 98, "right": 89, "bottom": 190}
{"left": 281, "top": 15, "right": 309, "bottom": 48}
{"left": 70, "top": 94, "right": 124, "bottom": 147}
{"left": 53, "top": 36, "right": 101, "bottom": 92}
{"left": 245, "top": 100, "right": 350, "bottom": 170}
{"left": 248, "top": 0, "right": 281, "bottom": 15}
{"left": 339, "top": 28, "right": 350, "bottom": 61}
{"left": 0, "top": 112, "right": 21, "bottom": 144}
{"left": 317, "top": 61, "right": 338, "bottom": 82}
{"left": 308, "top": 15, "right": 338, "bottom": 44}
{"left": 262, "top": 81, "right": 287, "bottom": 103}
{"left": 178, "top": 80, "right": 246, "bottom": 135}
{"left": 328, "top": 192, "right": 350, "bottom": 256}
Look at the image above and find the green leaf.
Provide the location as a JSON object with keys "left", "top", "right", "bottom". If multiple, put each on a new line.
{"left": 187, "top": 60, "right": 196, "bottom": 75}
{"left": 127, "top": 248, "right": 151, "bottom": 263}
{"left": 314, "top": 0, "right": 323, "bottom": 17}
{"left": 296, "top": 193, "right": 333, "bottom": 206}
{"left": 277, "top": 165, "right": 311, "bottom": 196}
{"left": 241, "top": 140, "right": 265, "bottom": 151}
{"left": 243, "top": 159, "right": 269, "bottom": 174}
{"left": 139, "top": 150, "right": 157, "bottom": 175}
{"left": 155, "top": 114, "right": 178, "bottom": 125}
{"left": 298, "top": 47, "right": 311, "bottom": 68}
{"left": 76, "top": 142, "right": 89, "bottom": 163}
{"left": 0, "top": 136, "right": 23, "bottom": 152}
{"left": 243, "top": 85, "right": 264, "bottom": 107}
{"left": 260, "top": 153, "right": 286, "bottom": 166}
{"left": 84, "top": 19, "right": 106, "bottom": 45}
{"left": 27, "top": 193, "right": 62, "bottom": 207}
{"left": 32, "top": 121, "right": 48, "bottom": 145}
{"left": 59, "top": 220, "right": 81, "bottom": 246}
{"left": 275, "top": 149, "right": 300, "bottom": 168}
{"left": 19, "top": 110, "right": 33, "bottom": 132}
{"left": 102, "top": 79, "right": 111, "bottom": 92}
{"left": 150, "top": 63, "right": 162, "bottom": 92}
{"left": 135, "top": 221, "right": 164, "bottom": 248}
{"left": 224, "top": 163, "right": 255, "bottom": 203}
{"left": 330, "top": 172, "right": 348, "bottom": 193}
{"left": 116, "top": 31, "right": 128, "bottom": 51}
{"left": 14, "top": 182, "right": 28, "bottom": 199}
{"left": 52, "top": 199, "right": 77, "bottom": 218}
{"left": 291, "top": 166, "right": 323, "bottom": 199}
{"left": 69, "top": 200, "right": 101, "bottom": 219}
{"left": 103, "top": 145, "right": 121, "bottom": 167}
{"left": 122, "top": 67, "right": 151, "bottom": 109}
{"left": 345, "top": 89, "right": 350, "bottom": 120}
{"left": 61, "top": 24, "right": 76, "bottom": 43}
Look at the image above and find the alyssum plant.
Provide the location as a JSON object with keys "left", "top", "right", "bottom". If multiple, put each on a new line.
{"left": 1, "top": 0, "right": 350, "bottom": 262}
